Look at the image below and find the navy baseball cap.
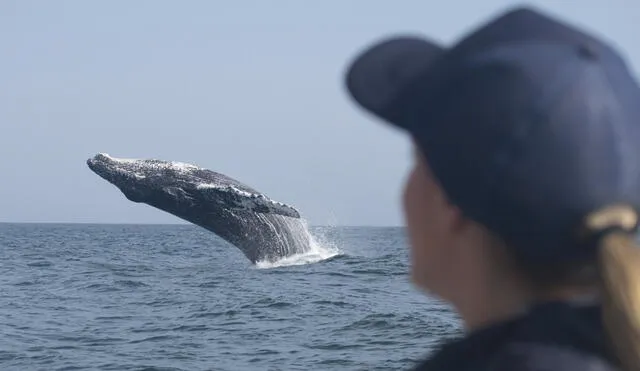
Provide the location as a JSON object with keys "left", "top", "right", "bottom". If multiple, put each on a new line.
{"left": 345, "top": 6, "right": 640, "bottom": 264}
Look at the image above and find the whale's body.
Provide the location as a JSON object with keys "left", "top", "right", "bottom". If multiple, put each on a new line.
{"left": 87, "top": 153, "right": 311, "bottom": 263}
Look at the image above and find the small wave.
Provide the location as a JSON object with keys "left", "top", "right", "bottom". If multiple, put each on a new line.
{"left": 128, "top": 335, "right": 176, "bottom": 344}
{"left": 26, "top": 260, "right": 52, "bottom": 268}
{"left": 311, "top": 300, "right": 357, "bottom": 309}
{"left": 114, "top": 279, "right": 150, "bottom": 288}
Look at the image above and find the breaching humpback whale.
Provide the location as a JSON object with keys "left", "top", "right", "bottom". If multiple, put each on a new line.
{"left": 86, "top": 153, "right": 312, "bottom": 263}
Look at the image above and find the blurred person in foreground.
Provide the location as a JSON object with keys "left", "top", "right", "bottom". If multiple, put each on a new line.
{"left": 344, "top": 5, "right": 640, "bottom": 371}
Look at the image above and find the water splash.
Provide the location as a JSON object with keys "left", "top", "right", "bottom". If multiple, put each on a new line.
{"left": 255, "top": 221, "right": 341, "bottom": 269}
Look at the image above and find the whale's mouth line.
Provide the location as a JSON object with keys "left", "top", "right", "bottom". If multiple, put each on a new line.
{"left": 87, "top": 160, "right": 147, "bottom": 181}
{"left": 107, "top": 167, "right": 147, "bottom": 180}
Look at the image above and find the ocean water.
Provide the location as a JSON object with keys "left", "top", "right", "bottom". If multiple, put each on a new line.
{"left": 0, "top": 223, "right": 462, "bottom": 371}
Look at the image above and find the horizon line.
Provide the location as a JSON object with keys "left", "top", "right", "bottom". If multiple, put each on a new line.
{"left": 0, "top": 221, "right": 405, "bottom": 228}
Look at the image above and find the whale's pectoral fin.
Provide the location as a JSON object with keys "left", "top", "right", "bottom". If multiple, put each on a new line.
{"left": 231, "top": 195, "right": 301, "bottom": 219}
{"left": 199, "top": 187, "right": 301, "bottom": 219}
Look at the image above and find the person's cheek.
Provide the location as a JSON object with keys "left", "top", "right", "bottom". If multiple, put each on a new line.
{"left": 403, "top": 165, "right": 428, "bottom": 282}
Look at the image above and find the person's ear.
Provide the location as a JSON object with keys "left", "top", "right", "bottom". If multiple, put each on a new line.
{"left": 445, "top": 202, "right": 468, "bottom": 234}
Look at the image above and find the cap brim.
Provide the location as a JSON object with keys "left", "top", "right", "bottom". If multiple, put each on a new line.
{"left": 344, "top": 36, "right": 445, "bottom": 129}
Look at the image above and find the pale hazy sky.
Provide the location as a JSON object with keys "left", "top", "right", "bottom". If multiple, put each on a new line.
{"left": 2, "top": 1, "right": 638, "bottom": 226}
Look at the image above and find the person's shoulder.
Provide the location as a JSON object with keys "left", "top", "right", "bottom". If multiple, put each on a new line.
{"left": 411, "top": 341, "right": 618, "bottom": 371}
{"left": 486, "top": 341, "right": 619, "bottom": 371}
{"left": 411, "top": 303, "right": 617, "bottom": 371}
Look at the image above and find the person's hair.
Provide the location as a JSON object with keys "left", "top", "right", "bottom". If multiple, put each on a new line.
{"left": 513, "top": 205, "right": 640, "bottom": 371}
{"left": 589, "top": 205, "right": 640, "bottom": 371}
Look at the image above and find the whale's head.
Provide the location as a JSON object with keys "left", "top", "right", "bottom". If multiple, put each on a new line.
{"left": 87, "top": 153, "right": 186, "bottom": 203}
{"left": 86, "top": 153, "right": 300, "bottom": 219}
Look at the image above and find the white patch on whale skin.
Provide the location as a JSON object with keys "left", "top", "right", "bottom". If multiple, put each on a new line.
{"left": 97, "top": 153, "right": 201, "bottom": 173}
{"left": 119, "top": 171, "right": 147, "bottom": 180}
{"left": 98, "top": 153, "right": 139, "bottom": 164}
{"left": 107, "top": 163, "right": 147, "bottom": 180}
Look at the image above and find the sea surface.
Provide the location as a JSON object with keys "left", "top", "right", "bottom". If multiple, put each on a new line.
{"left": 0, "top": 223, "right": 463, "bottom": 371}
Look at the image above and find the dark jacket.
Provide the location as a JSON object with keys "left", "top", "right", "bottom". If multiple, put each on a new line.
{"left": 412, "top": 301, "right": 619, "bottom": 371}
